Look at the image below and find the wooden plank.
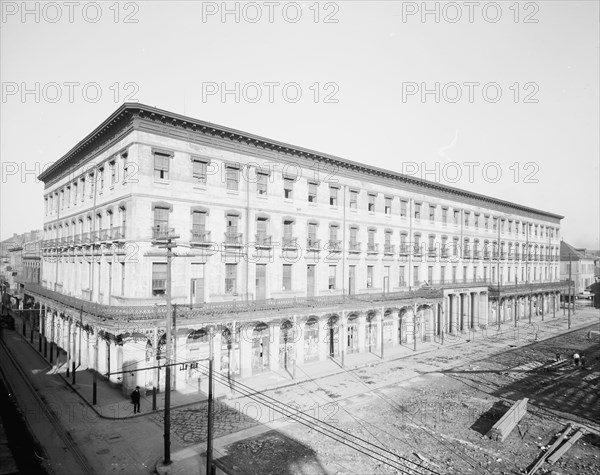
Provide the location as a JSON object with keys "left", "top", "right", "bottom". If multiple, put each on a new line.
{"left": 526, "top": 424, "right": 573, "bottom": 475}
{"left": 487, "top": 398, "right": 528, "bottom": 442}
{"left": 547, "top": 429, "right": 584, "bottom": 465}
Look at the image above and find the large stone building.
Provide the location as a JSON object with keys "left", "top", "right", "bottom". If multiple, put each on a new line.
{"left": 19, "top": 103, "right": 566, "bottom": 394}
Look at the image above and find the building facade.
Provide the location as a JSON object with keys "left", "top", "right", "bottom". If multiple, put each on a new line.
{"left": 18, "top": 104, "right": 566, "bottom": 394}
{"left": 559, "top": 241, "right": 599, "bottom": 293}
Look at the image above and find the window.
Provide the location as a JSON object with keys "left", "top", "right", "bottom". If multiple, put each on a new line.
{"left": 441, "top": 236, "right": 448, "bottom": 258}
{"left": 308, "top": 222, "right": 318, "bottom": 246}
{"left": 349, "top": 190, "right": 358, "bottom": 209}
{"left": 110, "top": 161, "right": 116, "bottom": 185}
{"left": 226, "top": 215, "right": 239, "bottom": 243}
{"left": 367, "top": 266, "right": 373, "bottom": 288}
{"left": 508, "top": 220, "right": 512, "bottom": 233}
{"left": 193, "top": 159, "right": 208, "bottom": 184}
{"left": 282, "top": 264, "right": 292, "bottom": 290}
{"left": 328, "top": 265, "right": 337, "bottom": 290}
{"left": 329, "top": 224, "right": 339, "bottom": 243}
{"left": 154, "top": 152, "right": 170, "bottom": 180}
{"left": 349, "top": 226, "right": 358, "bottom": 246}
{"left": 414, "top": 203, "right": 421, "bottom": 220}
{"left": 464, "top": 211, "right": 470, "bottom": 227}
{"left": 413, "top": 233, "right": 421, "bottom": 255}
{"left": 399, "top": 266, "right": 406, "bottom": 286}
{"left": 493, "top": 217, "right": 498, "bottom": 231}
{"left": 400, "top": 200, "right": 407, "bottom": 217}
{"left": 257, "top": 172, "right": 268, "bottom": 195}
{"left": 400, "top": 233, "right": 407, "bottom": 253}
{"left": 80, "top": 177, "right": 85, "bottom": 201}
{"left": 428, "top": 266, "right": 433, "bottom": 283}
{"left": 256, "top": 217, "right": 268, "bottom": 242}
{"left": 385, "top": 197, "right": 392, "bottom": 215}
{"left": 154, "top": 207, "right": 169, "bottom": 237}
{"left": 463, "top": 266, "right": 468, "bottom": 283}
{"left": 453, "top": 209, "right": 460, "bottom": 225}
{"left": 452, "top": 266, "right": 457, "bottom": 283}
{"left": 442, "top": 207, "right": 448, "bottom": 224}
{"left": 329, "top": 186, "right": 338, "bottom": 206}
{"left": 99, "top": 168, "right": 105, "bottom": 190}
{"left": 72, "top": 183, "right": 77, "bottom": 204}
{"left": 440, "top": 266, "right": 445, "bottom": 283}
{"left": 367, "top": 229, "right": 376, "bottom": 251}
{"left": 384, "top": 230, "right": 392, "bottom": 250}
{"left": 152, "top": 263, "right": 167, "bottom": 295}
{"left": 226, "top": 165, "right": 239, "bottom": 191}
{"left": 308, "top": 182, "right": 318, "bottom": 203}
{"left": 368, "top": 194, "right": 376, "bottom": 212}
{"left": 474, "top": 213, "right": 479, "bottom": 228}
{"left": 428, "top": 235, "right": 435, "bottom": 254}
{"left": 192, "top": 211, "right": 207, "bottom": 238}
{"left": 485, "top": 215, "right": 489, "bottom": 230}
{"left": 429, "top": 205, "right": 435, "bottom": 222}
{"left": 225, "top": 264, "right": 237, "bottom": 293}
{"left": 283, "top": 220, "right": 294, "bottom": 242}
{"left": 283, "top": 178, "right": 293, "bottom": 199}
{"left": 120, "top": 206, "right": 126, "bottom": 237}
{"left": 413, "top": 265, "right": 420, "bottom": 284}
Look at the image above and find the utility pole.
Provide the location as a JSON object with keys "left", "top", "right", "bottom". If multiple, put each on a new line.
{"left": 160, "top": 233, "right": 179, "bottom": 465}
{"left": 568, "top": 252, "right": 572, "bottom": 329}
{"left": 206, "top": 326, "right": 215, "bottom": 475}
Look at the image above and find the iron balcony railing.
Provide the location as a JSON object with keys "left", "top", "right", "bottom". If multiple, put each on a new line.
{"left": 153, "top": 227, "right": 177, "bottom": 241}
{"left": 367, "top": 243, "right": 379, "bottom": 253}
{"left": 327, "top": 240, "right": 342, "bottom": 252}
{"left": 306, "top": 238, "right": 320, "bottom": 251}
{"left": 384, "top": 244, "right": 395, "bottom": 255}
{"left": 190, "top": 229, "right": 212, "bottom": 245}
{"left": 255, "top": 234, "right": 273, "bottom": 248}
{"left": 224, "top": 232, "right": 243, "bottom": 247}
{"left": 348, "top": 241, "right": 361, "bottom": 252}
{"left": 282, "top": 237, "right": 298, "bottom": 249}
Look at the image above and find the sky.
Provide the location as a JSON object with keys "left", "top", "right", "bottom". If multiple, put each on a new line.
{"left": 1, "top": 0, "right": 599, "bottom": 248}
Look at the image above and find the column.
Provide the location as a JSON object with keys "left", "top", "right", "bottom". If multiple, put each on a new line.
{"left": 378, "top": 310, "right": 384, "bottom": 356}
{"left": 480, "top": 292, "right": 489, "bottom": 325}
{"left": 357, "top": 314, "right": 366, "bottom": 353}
{"left": 318, "top": 317, "right": 328, "bottom": 361}
{"left": 339, "top": 312, "right": 346, "bottom": 364}
{"left": 270, "top": 323, "right": 280, "bottom": 371}
{"left": 239, "top": 328, "right": 252, "bottom": 378}
{"left": 294, "top": 316, "right": 304, "bottom": 365}
{"left": 392, "top": 310, "right": 400, "bottom": 347}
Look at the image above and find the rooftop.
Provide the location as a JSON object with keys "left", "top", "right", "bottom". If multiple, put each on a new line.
{"left": 39, "top": 103, "right": 564, "bottom": 221}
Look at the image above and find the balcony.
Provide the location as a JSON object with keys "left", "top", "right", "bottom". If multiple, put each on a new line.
{"left": 81, "top": 232, "right": 92, "bottom": 245}
{"left": 190, "top": 229, "right": 212, "bottom": 246}
{"left": 255, "top": 234, "right": 273, "bottom": 249}
{"left": 428, "top": 248, "right": 437, "bottom": 258}
{"left": 463, "top": 250, "right": 471, "bottom": 259}
{"left": 348, "top": 241, "right": 361, "bottom": 253}
{"left": 152, "top": 279, "right": 166, "bottom": 295}
{"left": 282, "top": 237, "right": 298, "bottom": 250}
{"left": 153, "top": 227, "right": 179, "bottom": 243}
{"left": 306, "top": 238, "right": 321, "bottom": 251}
{"left": 384, "top": 244, "right": 395, "bottom": 255}
{"left": 367, "top": 243, "right": 379, "bottom": 254}
{"left": 327, "top": 240, "right": 342, "bottom": 252}
{"left": 224, "top": 232, "right": 243, "bottom": 247}
{"left": 500, "top": 252, "right": 507, "bottom": 260}
{"left": 413, "top": 245, "right": 421, "bottom": 257}
{"left": 399, "top": 245, "right": 410, "bottom": 256}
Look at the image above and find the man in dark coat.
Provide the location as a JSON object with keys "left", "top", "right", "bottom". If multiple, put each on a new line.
{"left": 131, "top": 386, "right": 141, "bottom": 414}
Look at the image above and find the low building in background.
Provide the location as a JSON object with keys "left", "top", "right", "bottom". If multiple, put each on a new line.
{"left": 560, "top": 241, "right": 599, "bottom": 294}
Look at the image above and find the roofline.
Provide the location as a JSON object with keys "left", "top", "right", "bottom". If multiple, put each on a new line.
{"left": 39, "top": 102, "right": 565, "bottom": 221}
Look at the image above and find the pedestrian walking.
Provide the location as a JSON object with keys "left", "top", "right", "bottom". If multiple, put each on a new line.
{"left": 573, "top": 352, "right": 580, "bottom": 366}
{"left": 131, "top": 386, "right": 141, "bottom": 414}
{"left": 580, "top": 353, "right": 586, "bottom": 368}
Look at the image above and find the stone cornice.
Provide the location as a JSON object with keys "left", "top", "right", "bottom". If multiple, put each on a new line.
{"left": 39, "top": 103, "right": 564, "bottom": 222}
